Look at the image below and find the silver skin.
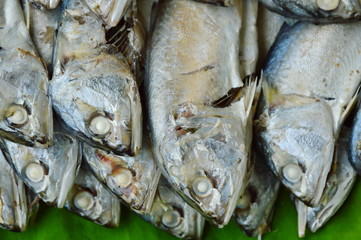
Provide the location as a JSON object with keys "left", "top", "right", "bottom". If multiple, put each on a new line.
{"left": 0, "top": 132, "right": 81, "bottom": 208}
{"left": 142, "top": 177, "right": 205, "bottom": 239}
{"left": 255, "top": 22, "right": 361, "bottom": 207}
{"left": 65, "top": 162, "right": 121, "bottom": 227}
{"left": 83, "top": 0, "right": 132, "bottom": 27}
{"left": 259, "top": 0, "right": 361, "bottom": 22}
{"left": 234, "top": 151, "right": 280, "bottom": 238}
{"left": 82, "top": 132, "right": 161, "bottom": 214}
{"left": 146, "top": 0, "right": 261, "bottom": 226}
{"left": 28, "top": 0, "right": 61, "bottom": 9}
{"left": 349, "top": 98, "right": 361, "bottom": 174}
{"left": 137, "top": 0, "right": 158, "bottom": 32}
{"left": 24, "top": 1, "right": 62, "bottom": 72}
{"left": 295, "top": 128, "right": 357, "bottom": 236}
{"left": 0, "top": 0, "right": 53, "bottom": 148}
{"left": 0, "top": 150, "right": 28, "bottom": 232}
{"left": 50, "top": 0, "right": 142, "bottom": 156}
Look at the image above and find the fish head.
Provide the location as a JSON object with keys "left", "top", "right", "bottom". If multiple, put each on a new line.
{"left": 146, "top": 178, "right": 205, "bottom": 239}
{"left": 50, "top": 55, "right": 142, "bottom": 155}
{"left": 256, "top": 94, "right": 335, "bottom": 206}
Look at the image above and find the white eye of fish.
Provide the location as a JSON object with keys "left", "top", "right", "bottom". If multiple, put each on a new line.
{"left": 192, "top": 177, "right": 213, "bottom": 198}
{"left": 6, "top": 105, "right": 28, "bottom": 126}
{"left": 89, "top": 116, "right": 111, "bottom": 136}
{"left": 283, "top": 164, "right": 302, "bottom": 183}
{"left": 237, "top": 190, "right": 251, "bottom": 209}
{"left": 161, "top": 210, "right": 181, "bottom": 228}
{"left": 316, "top": 0, "right": 340, "bottom": 11}
{"left": 25, "top": 163, "right": 45, "bottom": 183}
{"left": 73, "top": 191, "right": 95, "bottom": 211}
{"left": 112, "top": 168, "right": 133, "bottom": 188}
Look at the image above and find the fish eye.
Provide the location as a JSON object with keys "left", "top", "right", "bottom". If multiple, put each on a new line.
{"left": 5, "top": 105, "right": 29, "bottom": 127}
{"left": 112, "top": 168, "right": 133, "bottom": 188}
{"left": 282, "top": 164, "right": 302, "bottom": 183}
{"left": 161, "top": 209, "right": 182, "bottom": 228}
{"left": 316, "top": 0, "right": 339, "bottom": 11}
{"left": 24, "top": 162, "right": 45, "bottom": 183}
{"left": 192, "top": 176, "right": 213, "bottom": 198}
{"left": 88, "top": 114, "right": 112, "bottom": 138}
{"left": 73, "top": 191, "right": 95, "bottom": 211}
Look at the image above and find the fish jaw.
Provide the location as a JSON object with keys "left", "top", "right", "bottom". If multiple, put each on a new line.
{"left": 256, "top": 95, "right": 335, "bottom": 207}
{"left": 0, "top": 133, "right": 80, "bottom": 207}
{"left": 82, "top": 140, "right": 161, "bottom": 214}
{"left": 50, "top": 54, "right": 142, "bottom": 156}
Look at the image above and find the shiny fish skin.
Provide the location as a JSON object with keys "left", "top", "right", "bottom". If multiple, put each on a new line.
{"left": 28, "top": 0, "right": 61, "bottom": 9}
{"left": 349, "top": 99, "right": 361, "bottom": 174}
{"left": 0, "top": 0, "right": 53, "bottom": 148}
{"left": 146, "top": 0, "right": 261, "bottom": 226}
{"left": 0, "top": 132, "right": 81, "bottom": 208}
{"left": 142, "top": 177, "right": 205, "bottom": 239}
{"left": 83, "top": 0, "right": 132, "bottom": 27}
{"left": 82, "top": 132, "right": 161, "bottom": 214}
{"left": 259, "top": 0, "right": 361, "bottom": 22}
{"left": 50, "top": 0, "right": 142, "bottom": 156}
{"left": 255, "top": 22, "right": 361, "bottom": 207}
{"left": 295, "top": 128, "right": 357, "bottom": 235}
{"left": 65, "top": 162, "right": 121, "bottom": 227}
{"left": 234, "top": 150, "right": 280, "bottom": 238}
{"left": 0, "top": 150, "right": 28, "bottom": 232}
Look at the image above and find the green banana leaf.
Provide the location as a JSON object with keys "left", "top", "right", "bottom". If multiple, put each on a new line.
{"left": 1, "top": 179, "right": 360, "bottom": 240}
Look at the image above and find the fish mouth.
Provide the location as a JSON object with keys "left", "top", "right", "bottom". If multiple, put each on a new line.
{"left": 0, "top": 130, "right": 51, "bottom": 148}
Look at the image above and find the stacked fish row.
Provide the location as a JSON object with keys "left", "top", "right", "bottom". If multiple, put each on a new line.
{"left": 1, "top": 0, "right": 361, "bottom": 239}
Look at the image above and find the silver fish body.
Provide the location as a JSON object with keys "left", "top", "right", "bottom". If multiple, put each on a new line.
{"left": 28, "top": 0, "right": 61, "bottom": 9}
{"left": 259, "top": 0, "right": 361, "bottom": 22}
{"left": 0, "top": 132, "right": 81, "bottom": 208}
{"left": 294, "top": 128, "right": 357, "bottom": 235}
{"left": 143, "top": 177, "right": 205, "bottom": 239}
{"left": 83, "top": 0, "right": 132, "bottom": 27}
{"left": 146, "top": 0, "right": 260, "bottom": 226}
{"left": 0, "top": 0, "right": 53, "bottom": 148}
{"left": 65, "top": 162, "right": 121, "bottom": 227}
{"left": 0, "top": 150, "right": 28, "bottom": 232}
{"left": 234, "top": 151, "right": 280, "bottom": 238}
{"left": 50, "top": 0, "right": 142, "bottom": 156}
{"left": 349, "top": 100, "right": 361, "bottom": 174}
{"left": 255, "top": 22, "right": 361, "bottom": 207}
{"left": 82, "top": 132, "right": 161, "bottom": 214}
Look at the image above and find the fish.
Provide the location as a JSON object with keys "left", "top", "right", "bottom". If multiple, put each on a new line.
{"left": 233, "top": 150, "right": 280, "bottom": 239}
{"left": 50, "top": 0, "right": 142, "bottom": 156}
{"left": 146, "top": 0, "right": 261, "bottom": 226}
{"left": 22, "top": 0, "right": 63, "bottom": 74}
{"left": 65, "top": 162, "right": 121, "bottom": 227}
{"left": 28, "top": 0, "right": 61, "bottom": 9}
{"left": 259, "top": 0, "right": 361, "bottom": 22}
{"left": 0, "top": 132, "right": 81, "bottom": 208}
{"left": 82, "top": 0, "right": 132, "bottom": 27}
{"left": 255, "top": 22, "right": 361, "bottom": 207}
{"left": 294, "top": 128, "right": 357, "bottom": 236}
{"left": 0, "top": 150, "right": 29, "bottom": 232}
{"left": 349, "top": 99, "right": 361, "bottom": 174}
{"left": 136, "top": 0, "right": 159, "bottom": 33}
{"left": 82, "top": 131, "right": 161, "bottom": 214}
{"left": 142, "top": 177, "right": 205, "bottom": 239}
{"left": 0, "top": 0, "right": 53, "bottom": 148}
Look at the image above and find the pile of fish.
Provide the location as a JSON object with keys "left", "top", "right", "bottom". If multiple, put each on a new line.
{"left": 1, "top": 0, "right": 361, "bottom": 239}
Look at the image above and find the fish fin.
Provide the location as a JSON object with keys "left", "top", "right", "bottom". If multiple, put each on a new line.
{"left": 211, "top": 86, "right": 243, "bottom": 108}
{"left": 191, "top": 0, "right": 233, "bottom": 6}
{"left": 337, "top": 85, "right": 361, "bottom": 132}
{"left": 296, "top": 199, "right": 307, "bottom": 238}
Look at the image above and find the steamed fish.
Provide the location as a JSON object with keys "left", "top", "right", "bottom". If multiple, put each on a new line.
{"left": 294, "top": 128, "right": 357, "bottom": 236}
{"left": 234, "top": 150, "right": 280, "bottom": 238}
{"left": 65, "top": 162, "right": 121, "bottom": 227}
{"left": 145, "top": 0, "right": 259, "bottom": 226}
{"left": 259, "top": 0, "right": 361, "bottom": 22}
{"left": 0, "top": 150, "right": 29, "bottom": 232}
{"left": 28, "top": 0, "right": 61, "bottom": 9}
{"left": 255, "top": 22, "right": 361, "bottom": 206}
{"left": 349, "top": 99, "right": 361, "bottom": 174}
{"left": 50, "top": 0, "right": 142, "bottom": 156}
{"left": 146, "top": 0, "right": 261, "bottom": 226}
{"left": 0, "top": 132, "right": 80, "bottom": 208}
{"left": 142, "top": 177, "right": 205, "bottom": 239}
{"left": 83, "top": 132, "right": 160, "bottom": 214}
{"left": 0, "top": 0, "right": 53, "bottom": 148}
